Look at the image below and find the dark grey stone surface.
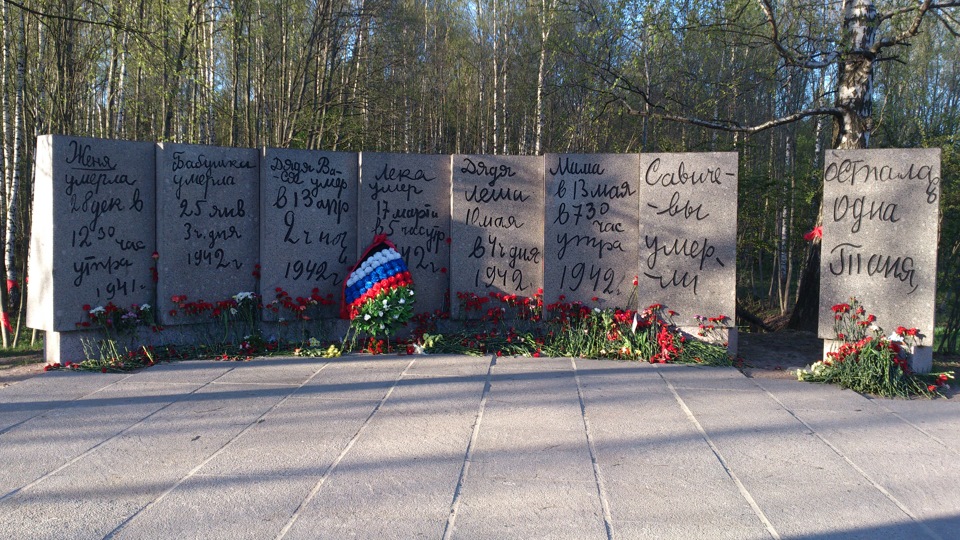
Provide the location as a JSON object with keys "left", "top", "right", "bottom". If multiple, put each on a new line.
{"left": 818, "top": 148, "right": 940, "bottom": 339}
{"left": 544, "top": 153, "right": 639, "bottom": 309}
{"left": 155, "top": 143, "right": 259, "bottom": 325}
{"left": 261, "top": 149, "right": 358, "bottom": 320}
{"left": 358, "top": 153, "right": 451, "bottom": 315}
{"left": 27, "top": 135, "right": 156, "bottom": 332}
{"left": 450, "top": 155, "right": 544, "bottom": 317}
{"left": 637, "top": 152, "right": 738, "bottom": 326}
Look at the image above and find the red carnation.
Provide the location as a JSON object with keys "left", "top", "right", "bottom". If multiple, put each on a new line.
{"left": 803, "top": 226, "right": 823, "bottom": 241}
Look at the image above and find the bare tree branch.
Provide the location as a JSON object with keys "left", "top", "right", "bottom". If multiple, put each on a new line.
{"left": 874, "top": 0, "right": 960, "bottom": 52}
{"left": 618, "top": 96, "right": 842, "bottom": 135}
{"left": 757, "top": 0, "right": 800, "bottom": 65}
{"left": 934, "top": 9, "right": 960, "bottom": 35}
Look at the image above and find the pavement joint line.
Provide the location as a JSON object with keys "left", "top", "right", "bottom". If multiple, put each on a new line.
{"left": 209, "top": 382, "right": 302, "bottom": 387}
{"left": 658, "top": 368, "right": 782, "bottom": 540}
{"left": 441, "top": 354, "right": 497, "bottom": 540}
{"left": 571, "top": 358, "right": 615, "bottom": 540}
{"left": 99, "top": 360, "right": 333, "bottom": 539}
{"left": 0, "top": 372, "right": 137, "bottom": 437}
{"left": 866, "top": 398, "right": 960, "bottom": 458}
{"left": 751, "top": 379, "right": 944, "bottom": 540}
{"left": 275, "top": 357, "right": 417, "bottom": 540}
{"left": 0, "top": 370, "right": 231, "bottom": 505}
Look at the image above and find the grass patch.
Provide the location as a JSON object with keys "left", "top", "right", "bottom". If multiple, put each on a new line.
{"left": 0, "top": 340, "right": 43, "bottom": 361}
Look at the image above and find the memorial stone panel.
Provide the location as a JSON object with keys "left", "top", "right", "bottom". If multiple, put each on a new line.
{"left": 818, "top": 148, "right": 940, "bottom": 339}
{"left": 156, "top": 143, "right": 259, "bottom": 324}
{"left": 544, "top": 153, "right": 639, "bottom": 308}
{"left": 358, "top": 153, "right": 451, "bottom": 314}
{"left": 451, "top": 155, "right": 544, "bottom": 318}
{"left": 637, "top": 152, "right": 737, "bottom": 324}
{"left": 27, "top": 135, "right": 156, "bottom": 331}
{"left": 261, "top": 149, "right": 357, "bottom": 319}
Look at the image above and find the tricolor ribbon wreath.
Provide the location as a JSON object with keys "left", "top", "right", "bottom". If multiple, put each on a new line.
{"left": 341, "top": 234, "right": 414, "bottom": 319}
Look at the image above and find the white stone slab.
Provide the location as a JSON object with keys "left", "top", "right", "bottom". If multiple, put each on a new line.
{"left": 27, "top": 135, "right": 156, "bottom": 332}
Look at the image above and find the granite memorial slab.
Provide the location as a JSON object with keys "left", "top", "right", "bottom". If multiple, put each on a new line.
{"left": 544, "top": 153, "right": 639, "bottom": 309}
{"left": 261, "top": 148, "right": 357, "bottom": 320}
{"left": 451, "top": 154, "right": 544, "bottom": 318}
{"left": 818, "top": 148, "right": 940, "bottom": 370}
{"left": 637, "top": 152, "right": 738, "bottom": 330}
{"left": 156, "top": 143, "right": 259, "bottom": 325}
{"left": 358, "top": 153, "right": 451, "bottom": 315}
{"left": 27, "top": 135, "right": 156, "bottom": 333}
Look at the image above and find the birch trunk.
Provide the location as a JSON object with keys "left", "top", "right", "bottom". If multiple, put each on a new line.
{"left": 834, "top": 0, "right": 876, "bottom": 150}
{"left": 789, "top": 0, "right": 878, "bottom": 330}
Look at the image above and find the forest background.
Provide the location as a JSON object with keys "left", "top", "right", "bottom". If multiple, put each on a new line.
{"left": 0, "top": 0, "right": 956, "bottom": 351}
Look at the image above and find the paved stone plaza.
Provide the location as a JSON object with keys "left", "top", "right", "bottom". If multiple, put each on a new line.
{"left": 2, "top": 354, "right": 959, "bottom": 539}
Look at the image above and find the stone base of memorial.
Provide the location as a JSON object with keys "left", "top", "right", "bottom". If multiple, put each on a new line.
{"left": 822, "top": 339, "right": 932, "bottom": 374}
{"left": 678, "top": 326, "right": 738, "bottom": 357}
{"left": 42, "top": 331, "right": 91, "bottom": 365}
{"left": 41, "top": 328, "right": 166, "bottom": 366}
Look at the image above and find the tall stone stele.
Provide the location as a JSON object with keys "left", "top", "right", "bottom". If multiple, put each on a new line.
{"left": 636, "top": 152, "right": 738, "bottom": 353}
{"left": 818, "top": 148, "right": 940, "bottom": 372}
{"left": 450, "top": 155, "right": 544, "bottom": 318}
{"left": 260, "top": 148, "right": 358, "bottom": 321}
{"left": 155, "top": 143, "right": 260, "bottom": 326}
{"left": 27, "top": 135, "right": 157, "bottom": 364}
{"left": 358, "top": 153, "right": 451, "bottom": 315}
{"left": 543, "top": 153, "right": 639, "bottom": 310}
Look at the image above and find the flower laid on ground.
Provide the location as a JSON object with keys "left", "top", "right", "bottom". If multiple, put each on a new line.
{"left": 423, "top": 295, "right": 731, "bottom": 365}
{"left": 797, "top": 297, "right": 950, "bottom": 397}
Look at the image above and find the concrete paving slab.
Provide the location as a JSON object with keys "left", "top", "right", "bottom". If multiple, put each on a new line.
{"left": 753, "top": 377, "right": 876, "bottom": 411}
{"left": 682, "top": 404, "right": 924, "bottom": 539}
{"left": 288, "top": 515, "right": 448, "bottom": 540}
{"left": 114, "top": 474, "right": 318, "bottom": 540}
{"left": 0, "top": 371, "right": 129, "bottom": 431}
{"left": 0, "top": 381, "right": 204, "bottom": 497}
{"left": 451, "top": 478, "right": 607, "bottom": 539}
{"left": 197, "top": 397, "right": 379, "bottom": 477}
{"left": 784, "top": 406, "right": 960, "bottom": 539}
{"left": 127, "top": 360, "right": 235, "bottom": 385}
{"left": 0, "top": 381, "right": 294, "bottom": 539}
{"left": 405, "top": 354, "right": 492, "bottom": 378}
{"left": 658, "top": 364, "right": 763, "bottom": 391}
{"left": 868, "top": 397, "right": 960, "bottom": 456}
{"left": 576, "top": 359, "right": 767, "bottom": 537}
{"left": 291, "top": 356, "right": 412, "bottom": 401}
{"left": 211, "top": 356, "right": 327, "bottom": 386}
{"left": 1, "top": 354, "right": 960, "bottom": 539}
{"left": 495, "top": 355, "right": 572, "bottom": 371}
{"left": 283, "top": 358, "right": 481, "bottom": 539}
{"left": 613, "top": 517, "right": 769, "bottom": 540}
